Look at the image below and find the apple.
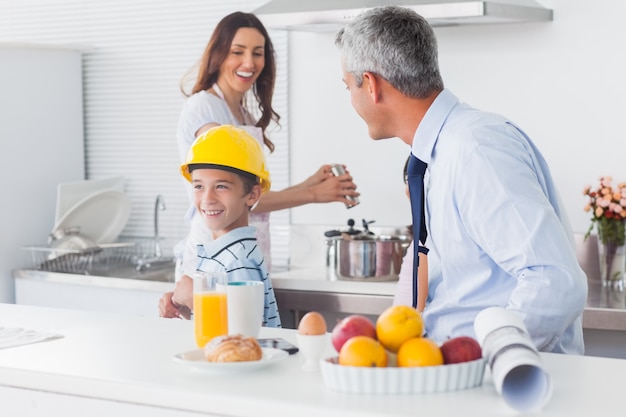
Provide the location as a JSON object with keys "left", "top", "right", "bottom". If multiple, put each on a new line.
{"left": 440, "top": 336, "right": 482, "bottom": 364}
{"left": 331, "top": 315, "right": 377, "bottom": 353}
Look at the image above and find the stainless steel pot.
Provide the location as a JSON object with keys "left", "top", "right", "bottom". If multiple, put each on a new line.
{"left": 325, "top": 234, "right": 410, "bottom": 281}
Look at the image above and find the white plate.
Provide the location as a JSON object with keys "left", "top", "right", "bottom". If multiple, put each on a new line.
{"left": 173, "top": 347, "right": 289, "bottom": 373}
{"left": 55, "top": 177, "right": 126, "bottom": 223}
{"left": 320, "top": 357, "right": 486, "bottom": 394}
{"left": 51, "top": 189, "right": 130, "bottom": 244}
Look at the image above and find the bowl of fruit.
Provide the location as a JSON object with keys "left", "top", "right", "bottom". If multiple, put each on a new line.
{"left": 319, "top": 306, "right": 486, "bottom": 394}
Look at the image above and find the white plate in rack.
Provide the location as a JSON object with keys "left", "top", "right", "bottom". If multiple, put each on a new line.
{"left": 55, "top": 177, "right": 126, "bottom": 223}
{"left": 51, "top": 189, "right": 130, "bottom": 244}
{"left": 173, "top": 347, "right": 288, "bottom": 373}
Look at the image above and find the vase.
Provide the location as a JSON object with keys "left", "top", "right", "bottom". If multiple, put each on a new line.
{"left": 596, "top": 221, "right": 626, "bottom": 291}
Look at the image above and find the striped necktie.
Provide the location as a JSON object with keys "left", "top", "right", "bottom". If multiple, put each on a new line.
{"left": 407, "top": 154, "right": 429, "bottom": 309}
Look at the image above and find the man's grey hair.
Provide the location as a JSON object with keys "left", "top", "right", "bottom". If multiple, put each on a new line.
{"left": 335, "top": 6, "right": 444, "bottom": 99}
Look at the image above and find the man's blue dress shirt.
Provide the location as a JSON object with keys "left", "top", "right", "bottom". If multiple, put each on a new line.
{"left": 412, "top": 89, "right": 587, "bottom": 354}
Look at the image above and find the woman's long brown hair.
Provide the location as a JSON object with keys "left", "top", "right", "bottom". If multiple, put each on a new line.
{"left": 181, "top": 11, "right": 279, "bottom": 152}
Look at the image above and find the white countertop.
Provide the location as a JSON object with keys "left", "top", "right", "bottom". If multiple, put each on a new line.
{"left": 271, "top": 267, "right": 396, "bottom": 296}
{"left": 1, "top": 303, "right": 625, "bottom": 416}
{"left": 13, "top": 267, "right": 397, "bottom": 297}
{"left": 14, "top": 268, "right": 626, "bottom": 332}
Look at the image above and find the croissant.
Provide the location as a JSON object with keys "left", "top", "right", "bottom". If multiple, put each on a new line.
{"left": 204, "top": 334, "right": 263, "bottom": 363}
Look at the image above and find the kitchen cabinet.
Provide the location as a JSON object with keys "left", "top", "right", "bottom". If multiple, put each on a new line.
{"left": 274, "top": 289, "right": 391, "bottom": 328}
{"left": 14, "top": 270, "right": 171, "bottom": 317}
{"left": 271, "top": 266, "right": 395, "bottom": 327}
{"left": 0, "top": 44, "right": 85, "bottom": 304}
{"left": 0, "top": 386, "right": 209, "bottom": 417}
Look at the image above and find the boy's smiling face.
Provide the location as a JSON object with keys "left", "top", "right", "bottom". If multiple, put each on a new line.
{"left": 191, "top": 168, "right": 261, "bottom": 238}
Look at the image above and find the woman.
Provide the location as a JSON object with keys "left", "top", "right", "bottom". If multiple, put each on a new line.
{"left": 159, "top": 12, "right": 359, "bottom": 319}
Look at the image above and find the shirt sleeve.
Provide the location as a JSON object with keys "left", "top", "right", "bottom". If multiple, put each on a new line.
{"left": 455, "top": 125, "right": 587, "bottom": 351}
{"left": 176, "top": 93, "right": 231, "bottom": 162}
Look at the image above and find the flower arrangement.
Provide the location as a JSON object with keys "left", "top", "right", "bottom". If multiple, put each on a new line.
{"left": 583, "top": 176, "right": 626, "bottom": 246}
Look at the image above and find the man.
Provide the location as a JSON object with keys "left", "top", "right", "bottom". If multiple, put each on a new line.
{"left": 335, "top": 6, "right": 587, "bottom": 354}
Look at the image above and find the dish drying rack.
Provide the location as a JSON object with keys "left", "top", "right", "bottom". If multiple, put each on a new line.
{"left": 22, "top": 238, "right": 163, "bottom": 274}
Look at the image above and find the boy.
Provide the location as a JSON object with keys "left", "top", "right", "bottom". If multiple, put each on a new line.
{"left": 159, "top": 125, "right": 281, "bottom": 328}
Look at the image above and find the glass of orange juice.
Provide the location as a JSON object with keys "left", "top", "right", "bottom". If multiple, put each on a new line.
{"left": 193, "top": 271, "right": 228, "bottom": 348}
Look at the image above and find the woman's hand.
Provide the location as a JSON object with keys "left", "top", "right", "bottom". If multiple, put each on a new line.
{"left": 304, "top": 164, "right": 359, "bottom": 205}
{"left": 252, "top": 164, "right": 360, "bottom": 212}
{"left": 294, "top": 164, "right": 334, "bottom": 189}
{"left": 291, "top": 164, "right": 359, "bottom": 202}
{"left": 310, "top": 169, "right": 360, "bottom": 205}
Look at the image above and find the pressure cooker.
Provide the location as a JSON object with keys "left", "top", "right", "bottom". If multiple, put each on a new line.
{"left": 324, "top": 219, "right": 411, "bottom": 282}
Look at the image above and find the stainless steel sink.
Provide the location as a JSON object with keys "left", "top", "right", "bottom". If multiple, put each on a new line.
{"left": 23, "top": 241, "right": 177, "bottom": 283}
{"left": 88, "top": 259, "right": 176, "bottom": 282}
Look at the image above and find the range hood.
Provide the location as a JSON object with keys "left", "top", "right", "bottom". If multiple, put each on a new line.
{"left": 252, "top": 0, "right": 553, "bottom": 31}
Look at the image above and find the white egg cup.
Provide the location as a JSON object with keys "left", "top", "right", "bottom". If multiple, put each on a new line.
{"left": 296, "top": 334, "right": 328, "bottom": 372}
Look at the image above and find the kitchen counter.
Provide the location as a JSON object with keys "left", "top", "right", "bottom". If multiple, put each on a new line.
{"left": 271, "top": 268, "right": 396, "bottom": 323}
{"left": 271, "top": 267, "right": 397, "bottom": 295}
{"left": 583, "top": 281, "right": 626, "bottom": 331}
{"left": 1, "top": 302, "right": 626, "bottom": 417}
{"left": 13, "top": 267, "right": 626, "bottom": 331}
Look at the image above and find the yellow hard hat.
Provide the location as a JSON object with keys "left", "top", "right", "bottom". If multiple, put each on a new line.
{"left": 181, "top": 125, "right": 271, "bottom": 193}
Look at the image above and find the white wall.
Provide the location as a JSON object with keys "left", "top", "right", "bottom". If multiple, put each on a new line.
{"left": 0, "top": 0, "right": 293, "bottom": 268}
{"left": 1, "top": 0, "right": 624, "bottom": 268}
{"left": 288, "top": 0, "right": 624, "bottom": 236}
{"left": 0, "top": 46, "right": 85, "bottom": 302}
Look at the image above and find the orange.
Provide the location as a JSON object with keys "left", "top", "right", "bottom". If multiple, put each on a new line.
{"left": 397, "top": 337, "right": 444, "bottom": 367}
{"left": 375, "top": 305, "right": 424, "bottom": 353}
{"left": 338, "top": 336, "right": 387, "bottom": 367}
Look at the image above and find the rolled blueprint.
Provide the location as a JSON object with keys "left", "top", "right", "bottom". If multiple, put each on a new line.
{"left": 474, "top": 307, "right": 553, "bottom": 412}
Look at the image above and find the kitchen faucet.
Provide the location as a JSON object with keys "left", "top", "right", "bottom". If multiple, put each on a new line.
{"left": 154, "top": 194, "right": 166, "bottom": 258}
{"left": 135, "top": 194, "right": 170, "bottom": 272}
